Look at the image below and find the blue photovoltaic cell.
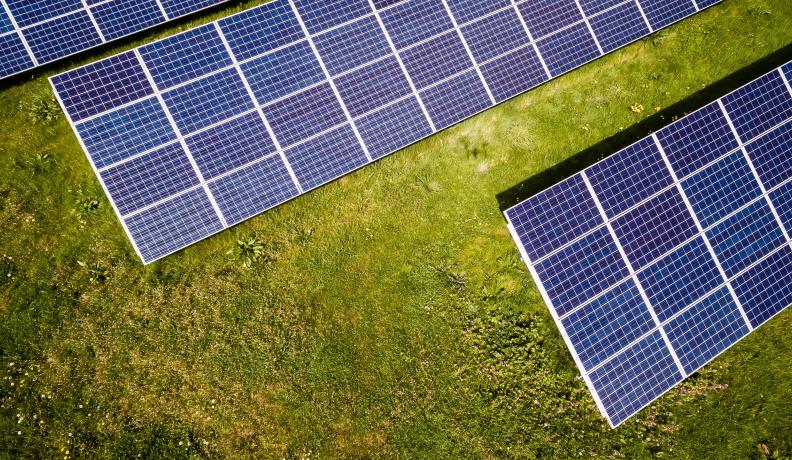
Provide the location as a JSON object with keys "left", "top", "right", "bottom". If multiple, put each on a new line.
{"left": 480, "top": 46, "right": 548, "bottom": 103}
{"left": 507, "top": 174, "right": 602, "bottom": 262}
{"left": 334, "top": 57, "right": 412, "bottom": 117}
{"left": 292, "top": 0, "right": 370, "bottom": 34}
{"left": 76, "top": 97, "right": 177, "bottom": 169}
{"left": 536, "top": 23, "right": 601, "bottom": 77}
{"left": 0, "top": 0, "right": 228, "bottom": 80}
{"left": 241, "top": 41, "right": 325, "bottom": 106}
{"left": 23, "top": 11, "right": 102, "bottom": 63}
{"left": 535, "top": 226, "right": 629, "bottom": 317}
{"left": 139, "top": 24, "right": 233, "bottom": 90}
{"left": 162, "top": 69, "right": 255, "bottom": 135}
{"left": 124, "top": 188, "right": 224, "bottom": 263}
{"left": 638, "top": 237, "right": 723, "bottom": 322}
{"left": 744, "top": 120, "right": 792, "bottom": 190}
{"left": 578, "top": 0, "right": 624, "bottom": 16}
{"left": 589, "top": 2, "right": 650, "bottom": 53}
{"left": 517, "top": 0, "right": 582, "bottom": 38}
{"left": 421, "top": 70, "right": 492, "bottom": 130}
{"left": 446, "top": 0, "right": 511, "bottom": 24}
{"left": 90, "top": 0, "right": 165, "bottom": 42}
{"left": 185, "top": 112, "right": 277, "bottom": 180}
{"left": 664, "top": 286, "right": 749, "bottom": 375}
{"left": 160, "top": 0, "right": 223, "bottom": 18}
{"left": 706, "top": 199, "right": 786, "bottom": 278}
{"left": 587, "top": 137, "right": 673, "bottom": 219}
{"left": 732, "top": 246, "right": 792, "bottom": 328}
{"left": 721, "top": 72, "right": 792, "bottom": 142}
{"left": 283, "top": 126, "right": 368, "bottom": 191}
{"left": 6, "top": 0, "right": 83, "bottom": 28}
{"left": 639, "top": 0, "right": 696, "bottom": 29}
{"left": 100, "top": 143, "right": 200, "bottom": 215}
{"left": 313, "top": 16, "right": 390, "bottom": 76}
{"left": 611, "top": 188, "right": 698, "bottom": 270}
{"left": 0, "top": 33, "right": 34, "bottom": 76}
{"left": 379, "top": 0, "right": 453, "bottom": 49}
{"left": 400, "top": 32, "right": 472, "bottom": 89}
{"left": 0, "top": 7, "right": 15, "bottom": 34}
{"left": 505, "top": 60, "right": 792, "bottom": 428}
{"left": 53, "top": 0, "right": 722, "bottom": 266}
{"left": 218, "top": 1, "right": 304, "bottom": 62}
{"left": 770, "top": 181, "right": 792, "bottom": 233}
{"left": 460, "top": 9, "right": 528, "bottom": 64}
{"left": 562, "top": 279, "right": 655, "bottom": 371}
{"left": 356, "top": 97, "right": 433, "bottom": 160}
{"left": 51, "top": 51, "right": 152, "bottom": 122}
{"left": 589, "top": 331, "right": 683, "bottom": 426}
{"left": 682, "top": 151, "right": 763, "bottom": 228}
{"left": 263, "top": 83, "right": 347, "bottom": 147}
{"left": 208, "top": 155, "right": 299, "bottom": 226}
{"left": 656, "top": 102, "right": 740, "bottom": 179}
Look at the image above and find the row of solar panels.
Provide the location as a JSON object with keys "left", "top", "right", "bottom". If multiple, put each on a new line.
{"left": 51, "top": 0, "right": 721, "bottom": 263}
{"left": 0, "top": 0, "right": 228, "bottom": 80}
{"left": 506, "top": 61, "right": 792, "bottom": 426}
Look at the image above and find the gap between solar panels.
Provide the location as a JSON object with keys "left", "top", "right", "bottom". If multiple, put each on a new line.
{"left": 51, "top": 0, "right": 721, "bottom": 264}
{"left": 505, "top": 60, "right": 792, "bottom": 427}
{"left": 0, "top": 0, "right": 228, "bottom": 80}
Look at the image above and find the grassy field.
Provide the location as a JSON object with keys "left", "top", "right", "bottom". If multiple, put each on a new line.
{"left": 1, "top": 0, "right": 791, "bottom": 457}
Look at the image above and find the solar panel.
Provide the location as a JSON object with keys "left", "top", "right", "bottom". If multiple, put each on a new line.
{"left": 51, "top": 0, "right": 720, "bottom": 263}
{"left": 0, "top": 0, "right": 228, "bottom": 80}
{"left": 505, "top": 62, "right": 792, "bottom": 427}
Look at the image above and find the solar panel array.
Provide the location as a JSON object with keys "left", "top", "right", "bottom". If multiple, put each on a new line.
{"left": 51, "top": 0, "right": 720, "bottom": 264}
{"left": 0, "top": 0, "right": 228, "bottom": 80}
{"left": 505, "top": 61, "right": 792, "bottom": 427}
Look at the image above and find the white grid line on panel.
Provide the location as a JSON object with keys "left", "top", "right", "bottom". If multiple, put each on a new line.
{"left": 580, "top": 239, "right": 790, "bottom": 381}
{"left": 574, "top": 0, "right": 605, "bottom": 55}
{"left": 80, "top": 0, "right": 107, "bottom": 43}
{"left": 366, "top": 0, "right": 436, "bottom": 131}
{"left": 505, "top": 217, "right": 612, "bottom": 425}
{"left": 153, "top": 0, "right": 170, "bottom": 21}
{"left": 781, "top": 67, "right": 792, "bottom": 96}
{"left": 133, "top": 48, "right": 229, "bottom": 228}
{"left": 48, "top": 75, "right": 145, "bottom": 262}
{"left": 287, "top": 0, "right": 374, "bottom": 163}
{"left": 0, "top": 0, "right": 229, "bottom": 80}
{"left": 633, "top": 0, "right": 654, "bottom": 32}
{"left": 580, "top": 171, "right": 688, "bottom": 378}
{"left": 52, "top": 0, "right": 725, "bottom": 263}
{"left": 717, "top": 99, "right": 791, "bottom": 241}
{"left": 524, "top": 109, "right": 792, "bottom": 268}
{"left": 555, "top": 170, "right": 792, "bottom": 323}
{"left": 440, "top": 0, "right": 497, "bottom": 104}
{"left": 510, "top": 0, "right": 553, "bottom": 79}
{"left": 212, "top": 22, "right": 304, "bottom": 194}
{"left": 63, "top": 0, "right": 641, "bottom": 123}
{"left": 652, "top": 133, "right": 755, "bottom": 331}
{"left": 0, "top": 0, "right": 38, "bottom": 66}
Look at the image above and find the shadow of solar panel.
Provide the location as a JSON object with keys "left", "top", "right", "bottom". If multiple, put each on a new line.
{"left": 52, "top": 0, "right": 721, "bottom": 263}
{"left": 505, "top": 61, "right": 792, "bottom": 427}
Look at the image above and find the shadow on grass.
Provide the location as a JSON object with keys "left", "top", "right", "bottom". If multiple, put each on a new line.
{"left": 496, "top": 43, "right": 792, "bottom": 213}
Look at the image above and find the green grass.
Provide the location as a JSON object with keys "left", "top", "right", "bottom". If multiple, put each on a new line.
{"left": 1, "top": 0, "right": 791, "bottom": 457}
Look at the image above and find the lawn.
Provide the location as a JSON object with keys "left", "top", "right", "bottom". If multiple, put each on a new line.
{"left": 1, "top": 0, "right": 791, "bottom": 458}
